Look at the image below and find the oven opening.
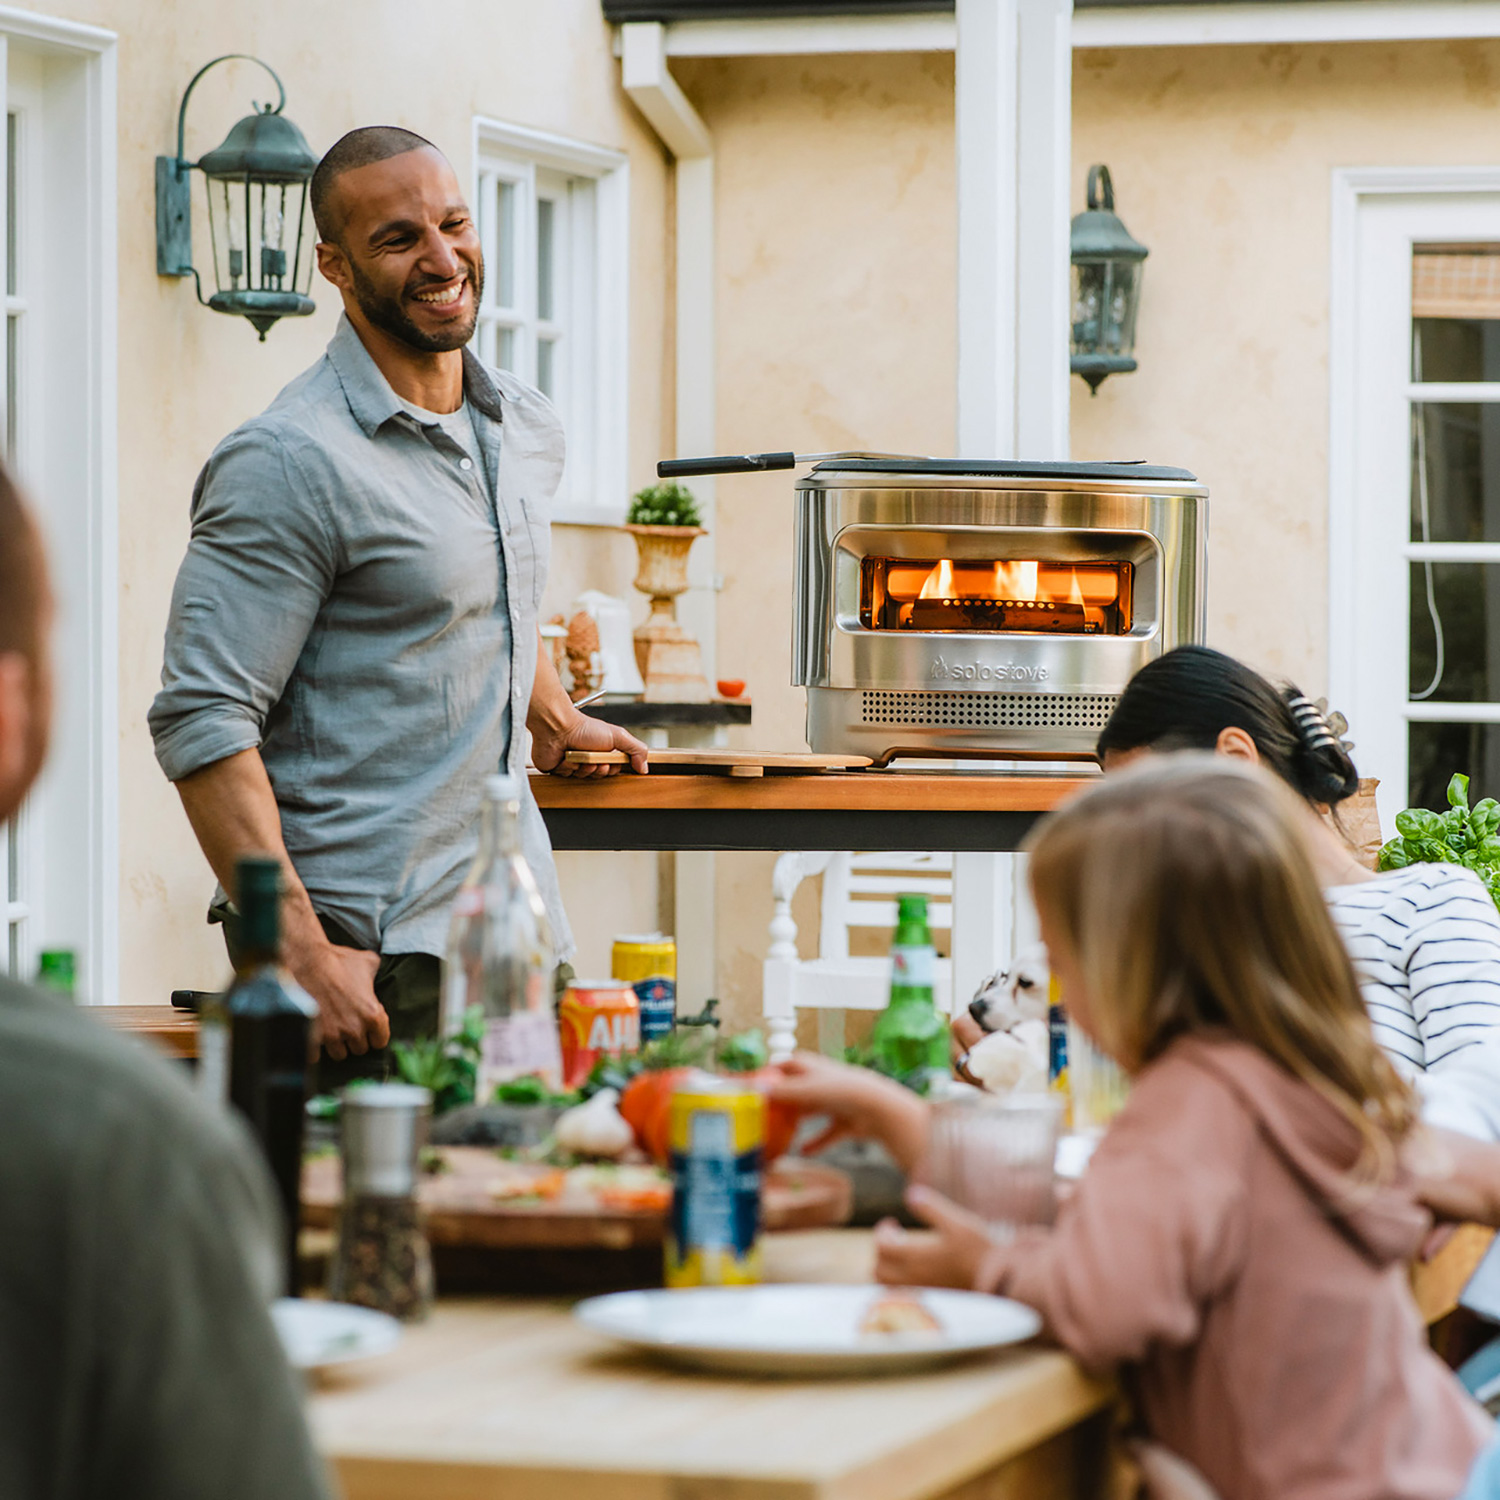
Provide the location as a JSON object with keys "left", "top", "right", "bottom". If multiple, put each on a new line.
{"left": 858, "top": 557, "right": 1133, "bottom": 635}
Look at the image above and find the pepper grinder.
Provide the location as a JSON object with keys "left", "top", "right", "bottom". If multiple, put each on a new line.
{"left": 327, "top": 1083, "right": 435, "bottom": 1321}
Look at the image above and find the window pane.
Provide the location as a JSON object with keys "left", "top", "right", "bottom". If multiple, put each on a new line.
{"left": 1411, "top": 403, "right": 1500, "bottom": 543}
{"left": 537, "top": 336, "right": 555, "bottom": 397}
{"left": 497, "top": 181, "right": 516, "bottom": 308}
{"left": 7, "top": 315, "right": 17, "bottom": 462}
{"left": 1413, "top": 318, "right": 1500, "bottom": 383}
{"left": 1408, "top": 561, "right": 1500, "bottom": 701}
{"left": 498, "top": 327, "right": 515, "bottom": 372}
{"left": 537, "top": 197, "right": 555, "bottom": 321}
{"left": 1410, "top": 720, "right": 1500, "bottom": 811}
{"left": 6, "top": 112, "right": 16, "bottom": 299}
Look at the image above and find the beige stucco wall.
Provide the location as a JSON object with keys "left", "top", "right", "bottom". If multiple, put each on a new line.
{"left": 33, "top": 11, "right": 1500, "bottom": 1018}
{"left": 674, "top": 52, "right": 957, "bottom": 1031}
{"left": 9, "top": 0, "right": 668, "bottom": 1001}
{"left": 1072, "top": 38, "right": 1500, "bottom": 693}
{"left": 678, "top": 38, "right": 1500, "bottom": 1031}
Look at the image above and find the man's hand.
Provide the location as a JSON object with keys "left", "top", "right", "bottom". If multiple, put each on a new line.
{"left": 293, "top": 942, "right": 387, "bottom": 1061}
{"left": 533, "top": 710, "right": 649, "bottom": 779}
{"left": 528, "top": 633, "right": 648, "bottom": 778}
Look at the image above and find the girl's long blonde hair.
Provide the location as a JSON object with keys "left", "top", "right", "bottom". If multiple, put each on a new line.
{"left": 1027, "top": 754, "right": 1414, "bottom": 1174}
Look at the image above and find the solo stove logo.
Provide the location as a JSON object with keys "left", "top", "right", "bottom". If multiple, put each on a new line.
{"left": 929, "top": 656, "right": 1050, "bottom": 684}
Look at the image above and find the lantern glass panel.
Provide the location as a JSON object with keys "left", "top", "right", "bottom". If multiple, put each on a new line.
{"left": 1071, "top": 258, "right": 1142, "bottom": 360}
{"left": 205, "top": 175, "right": 313, "bottom": 300}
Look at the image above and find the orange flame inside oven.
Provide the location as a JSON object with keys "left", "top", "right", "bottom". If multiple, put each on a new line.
{"left": 863, "top": 557, "right": 1131, "bottom": 635}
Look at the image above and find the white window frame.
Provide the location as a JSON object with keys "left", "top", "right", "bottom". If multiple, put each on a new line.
{"left": 0, "top": 11, "right": 118, "bottom": 1001}
{"left": 472, "top": 119, "right": 629, "bottom": 526}
{"left": 1330, "top": 166, "right": 1500, "bottom": 834}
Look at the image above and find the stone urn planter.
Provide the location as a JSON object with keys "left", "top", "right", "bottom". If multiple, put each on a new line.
{"left": 623, "top": 524, "right": 710, "bottom": 703}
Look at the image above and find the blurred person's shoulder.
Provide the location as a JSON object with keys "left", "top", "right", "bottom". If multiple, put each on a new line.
{"left": 0, "top": 974, "right": 276, "bottom": 1223}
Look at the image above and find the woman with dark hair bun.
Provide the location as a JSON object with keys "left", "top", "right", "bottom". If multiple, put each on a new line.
{"left": 1098, "top": 646, "right": 1500, "bottom": 1138}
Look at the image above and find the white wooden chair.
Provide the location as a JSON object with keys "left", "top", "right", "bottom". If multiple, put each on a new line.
{"left": 763, "top": 851, "right": 955, "bottom": 1061}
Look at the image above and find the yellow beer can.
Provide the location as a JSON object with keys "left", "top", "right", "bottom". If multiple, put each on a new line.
{"left": 611, "top": 933, "right": 677, "bottom": 1042}
{"left": 665, "top": 1072, "right": 764, "bottom": 1288}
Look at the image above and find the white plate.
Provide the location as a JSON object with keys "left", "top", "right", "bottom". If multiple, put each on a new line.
{"left": 574, "top": 1283, "right": 1041, "bottom": 1376}
{"left": 271, "top": 1298, "right": 403, "bottom": 1371}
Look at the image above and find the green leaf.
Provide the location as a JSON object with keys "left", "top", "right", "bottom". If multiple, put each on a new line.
{"left": 626, "top": 481, "right": 703, "bottom": 529}
{"left": 1396, "top": 808, "right": 1441, "bottom": 839}
{"left": 716, "top": 1028, "right": 769, "bottom": 1074}
{"left": 1449, "top": 772, "right": 1473, "bottom": 811}
{"left": 1377, "top": 839, "right": 1410, "bottom": 870}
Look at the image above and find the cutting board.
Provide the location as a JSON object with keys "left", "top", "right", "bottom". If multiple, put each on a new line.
{"left": 564, "top": 749, "right": 872, "bottom": 778}
{"left": 301, "top": 1147, "right": 853, "bottom": 1251}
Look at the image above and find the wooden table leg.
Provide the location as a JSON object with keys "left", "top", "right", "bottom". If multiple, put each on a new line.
{"left": 931, "top": 1411, "right": 1122, "bottom": 1500}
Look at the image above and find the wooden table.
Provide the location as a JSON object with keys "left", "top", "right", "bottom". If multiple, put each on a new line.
{"left": 531, "top": 769, "right": 1095, "bottom": 852}
{"left": 309, "top": 1230, "right": 1116, "bottom": 1500}
{"left": 89, "top": 1004, "right": 198, "bottom": 1060}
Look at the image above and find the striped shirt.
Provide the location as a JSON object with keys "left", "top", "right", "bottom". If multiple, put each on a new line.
{"left": 1326, "top": 864, "right": 1500, "bottom": 1074}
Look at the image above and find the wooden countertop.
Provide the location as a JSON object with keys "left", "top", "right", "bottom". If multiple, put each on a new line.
{"left": 310, "top": 1230, "right": 1113, "bottom": 1500}
{"left": 530, "top": 768, "right": 1097, "bottom": 813}
{"left": 88, "top": 1004, "right": 198, "bottom": 1060}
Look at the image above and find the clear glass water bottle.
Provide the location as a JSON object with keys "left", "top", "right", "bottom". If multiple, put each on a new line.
{"left": 441, "top": 774, "right": 561, "bottom": 1099}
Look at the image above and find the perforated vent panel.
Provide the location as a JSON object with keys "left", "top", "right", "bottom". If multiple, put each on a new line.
{"left": 859, "top": 690, "right": 1120, "bottom": 731}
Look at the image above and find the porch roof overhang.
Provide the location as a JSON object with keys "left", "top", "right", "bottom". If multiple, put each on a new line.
{"left": 604, "top": 0, "right": 1500, "bottom": 50}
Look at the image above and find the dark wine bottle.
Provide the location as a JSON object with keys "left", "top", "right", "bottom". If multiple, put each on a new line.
{"left": 226, "top": 856, "right": 318, "bottom": 1297}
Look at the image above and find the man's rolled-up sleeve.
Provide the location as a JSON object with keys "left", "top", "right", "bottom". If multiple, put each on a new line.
{"left": 148, "top": 427, "right": 339, "bottom": 782}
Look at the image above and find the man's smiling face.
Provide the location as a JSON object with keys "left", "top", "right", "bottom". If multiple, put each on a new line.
{"left": 316, "top": 146, "right": 484, "bottom": 354}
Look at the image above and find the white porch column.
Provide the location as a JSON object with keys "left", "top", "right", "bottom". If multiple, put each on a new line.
{"left": 620, "top": 23, "right": 719, "bottom": 1009}
{"left": 951, "top": 0, "right": 1073, "bottom": 1011}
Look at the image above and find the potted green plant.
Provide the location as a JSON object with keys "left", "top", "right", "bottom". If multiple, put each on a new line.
{"left": 1378, "top": 772, "right": 1500, "bottom": 909}
{"left": 622, "top": 482, "right": 710, "bottom": 701}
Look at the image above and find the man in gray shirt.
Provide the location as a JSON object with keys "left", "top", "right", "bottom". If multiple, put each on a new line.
{"left": 0, "top": 475, "right": 330, "bottom": 1499}
{"left": 150, "top": 127, "right": 645, "bottom": 1062}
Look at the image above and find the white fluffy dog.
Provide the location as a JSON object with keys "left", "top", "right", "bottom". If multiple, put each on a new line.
{"left": 962, "top": 943, "right": 1051, "bottom": 1093}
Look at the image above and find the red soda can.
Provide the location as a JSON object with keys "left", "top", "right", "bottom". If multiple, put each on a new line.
{"left": 559, "top": 980, "right": 641, "bottom": 1089}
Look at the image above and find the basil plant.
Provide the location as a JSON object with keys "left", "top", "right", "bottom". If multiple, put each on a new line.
{"left": 1378, "top": 772, "right": 1500, "bottom": 909}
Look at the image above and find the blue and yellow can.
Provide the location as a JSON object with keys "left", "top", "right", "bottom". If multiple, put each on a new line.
{"left": 665, "top": 1073, "right": 764, "bottom": 1287}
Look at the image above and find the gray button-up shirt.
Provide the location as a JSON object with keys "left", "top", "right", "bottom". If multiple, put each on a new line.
{"left": 149, "top": 315, "right": 573, "bottom": 961}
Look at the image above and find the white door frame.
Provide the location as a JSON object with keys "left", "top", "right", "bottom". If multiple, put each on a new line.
{"left": 0, "top": 8, "right": 117, "bottom": 1000}
{"left": 1330, "top": 166, "right": 1500, "bottom": 834}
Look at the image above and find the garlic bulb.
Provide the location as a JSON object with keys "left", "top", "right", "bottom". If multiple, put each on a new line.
{"left": 554, "top": 1088, "right": 634, "bottom": 1158}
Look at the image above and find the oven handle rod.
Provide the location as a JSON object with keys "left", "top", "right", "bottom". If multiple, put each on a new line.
{"left": 657, "top": 450, "right": 922, "bottom": 478}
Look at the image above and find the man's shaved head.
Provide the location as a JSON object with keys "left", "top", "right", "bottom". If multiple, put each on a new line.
{"left": 311, "top": 126, "right": 438, "bottom": 244}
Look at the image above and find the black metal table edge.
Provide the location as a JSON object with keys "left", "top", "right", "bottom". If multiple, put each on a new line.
{"left": 540, "top": 806, "right": 1045, "bottom": 852}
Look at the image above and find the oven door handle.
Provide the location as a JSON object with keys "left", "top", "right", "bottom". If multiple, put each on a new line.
{"left": 657, "top": 450, "right": 927, "bottom": 478}
{"left": 657, "top": 451, "right": 798, "bottom": 477}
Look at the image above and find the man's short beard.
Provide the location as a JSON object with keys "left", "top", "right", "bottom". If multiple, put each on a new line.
{"left": 347, "top": 254, "right": 484, "bottom": 354}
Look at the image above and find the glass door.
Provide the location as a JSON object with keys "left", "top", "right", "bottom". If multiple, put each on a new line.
{"left": 1407, "top": 244, "right": 1500, "bottom": 809}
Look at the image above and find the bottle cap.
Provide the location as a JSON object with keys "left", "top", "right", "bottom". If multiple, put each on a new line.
{"left": 485, "top": 773, "right": 521, "bottom": 802}
{"left": 897, "top": 893, "right": 928, "bottom": 923}
{"left": 339, "top": 1083, "right": 432, "bottom": 1198}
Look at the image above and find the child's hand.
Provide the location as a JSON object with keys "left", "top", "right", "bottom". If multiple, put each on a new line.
{"left": 873, "top": 1183, "right": 999, "bottom": 1290}
{"left": 768, "top": 1053, "right": 930, "bottom": 1172}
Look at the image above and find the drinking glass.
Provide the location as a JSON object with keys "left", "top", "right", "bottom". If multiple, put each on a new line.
{"left": 917, "top": 1090, "right": 1062, "bottom": 1239}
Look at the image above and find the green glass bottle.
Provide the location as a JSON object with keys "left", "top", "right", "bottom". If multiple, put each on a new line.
{"left": 224, "top": 857, "right": 318, "bottom": 1296}
{"left": 870, "top": 893, "right": 949, "bottom": 1083}
{"left": 36, "top": 949, "right": 76, "bottom": 998}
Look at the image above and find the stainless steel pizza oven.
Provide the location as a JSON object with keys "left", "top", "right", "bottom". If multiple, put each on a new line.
{"left": 790, "top": 458, "right": 1207, "bottom": 762}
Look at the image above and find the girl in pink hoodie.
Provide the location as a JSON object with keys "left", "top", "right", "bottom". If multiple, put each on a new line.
{"left": 774, "top": 755, "right": 1495, "bottom": 1500}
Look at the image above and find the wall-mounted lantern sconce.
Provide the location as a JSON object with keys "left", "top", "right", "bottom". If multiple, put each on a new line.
{"left": 1070, "top": 164, "right": 1148, "bottom": 394}
{"left": 156, "top": 55, "right": 318, "bottom": 341}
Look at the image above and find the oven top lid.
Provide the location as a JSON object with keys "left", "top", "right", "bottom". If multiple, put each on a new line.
{"left": 808, "top": 457, "right": 1198, "bottom": 482}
